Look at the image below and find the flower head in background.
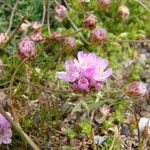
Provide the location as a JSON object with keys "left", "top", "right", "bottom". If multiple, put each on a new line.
{"left": 126, "top": 81, "right": 147, "bottom": 96}
{"left": 31, "top": 22, "right": 42, "bottom": 31}
{"left": 57, "top": 51, "right": 112, "bottom": 92}
{"left": 0, "top": 33, "right": 8, "bottom": 45}
{"left": 118, "top": 5, "right": 130, "bottom": 20}
{"left": 90, "top": 28, "right": 107, "bottom": 43}
{"left": 18, "top": 36, "right": 36, "bottom": 59}
{"left": 64, "top": 37, "right": 75, "bottom": 48}
{"left": 0, "top": 112, "right": 13, "bottom": 144}
{"left": 30, "top": 32, "right": 43, "bottom": 42}
{"left": 54, "top": 4, "right": 67, "bottom": 21}
{"left": 83, "top": 14, "right": 97, "bottom": 29}
{"left": 51, "top": 32, "right": 62, "bottom": 41}
{"left": 98, "top": 0, "right": 111, "bottom": 8}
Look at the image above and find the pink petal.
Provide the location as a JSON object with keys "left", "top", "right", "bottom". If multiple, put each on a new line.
{"left": 2, "top": 137, "right": 11, "bottom": 144}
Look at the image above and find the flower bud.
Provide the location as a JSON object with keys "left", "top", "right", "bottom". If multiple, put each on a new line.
{"left": 83, "top": 14, "right": 97, "bottom": 29}
{"left": 18, "top": 36, "right": 36, "bottom": 59}
{"left": 31, "top": 22, "right": 42, "bottom": 31}
{"left": 126, "top": 81, "right": 147, "bottom": 96}
{"left": 0, "top": 33, "right": 8, "bottom": 44}
{"left": 98, "top": 0, "right": 111, "bottom": 8}
{"left": 30, "top": 32, "right": 43, "bottom": 42}
{"left": 54, "top": 4, "right": 67, "bottom": 18}
{"left": 64, "top": 37, "right": 75, "bottom": 48}
{"left": 118, "top": 5, "right": 130, "bottom": 20}
{"left": 90, "top": 28, "right": 107, "bottom": 43}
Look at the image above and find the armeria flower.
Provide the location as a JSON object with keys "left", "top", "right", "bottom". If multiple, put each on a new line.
{"left": 98, "top": 0, "right": 111, "bottom": 8}
{"left": 118, "top": 6, "right": 130, "bottom": 20}
{"left": 51, "top": 32, "right": 62, "bottom": 41}
{"left": 56, "top": 51, "right": 112, "bottom": 91}
{"left": 0, "top": 33, "right": 8, "bottom": 44}
{"left": 54, "top": 4, "right": 67, "bottom": 18}
{"left": 30, "top": 32, "right": 43, "bottom": 42}
{"left": 90, "top": 28, "right": 107, "bottom": 43}
{"left": 18, "top": 36, "right": 36, "bottom": 59}
{"left": 0, "top": 112, "right": 13, "bottom": 144}
{"left": 83, "top": 14, "right": 97, "bottom": 29}
{"left": 64, "top": 37, "right": 75, "bottom": 48}
{"left": 31, "top": 22, "right": 42, "bottom": 31}
{"left": 126, "top": 81, "right": 147, "bottom": 96}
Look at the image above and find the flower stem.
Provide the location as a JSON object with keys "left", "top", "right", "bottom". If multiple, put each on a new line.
{"left": 0, "top": 105, "right": 40, "bottom": 150}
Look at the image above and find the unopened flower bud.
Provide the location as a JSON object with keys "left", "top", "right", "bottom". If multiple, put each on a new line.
{"left": 54, "top": 4, "right": 67, "bottom": 18}
{"left": 0, "top": 33, "right": 8, "bottom": 44}
{"left": 30, "top": 32, "right": 43, "bottom": 42}
{"left": 83, "top": 14, "right": 97, "bottom": 29}
{"left": 64, "top": 37, "right": 75, "bottom": 48}
{"left": 31, "top": 22, "right": 42, "bottom": 31}
{"left": 126, "top": 81, "right": 147, "bottom": 96}
{"left": 98, "top": 0, "right": 111, "bottom": 8}
{"left": 18, "top": 36, "right": 36, "bottom": 59}
{"left": 90, "top": 28, "right": 107, "bottom": 43}
{"left": 51, "top": 32, "right": 62, "bottom": 41}
{"left": 118, "top": 5, "right": 130, "bottom": 20}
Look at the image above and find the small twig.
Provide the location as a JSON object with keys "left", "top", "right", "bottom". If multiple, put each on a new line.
{"left": 47, "top": 0, "right": 51, "bottom": 35}
{"left": 3, "top": 16, "right": 26, "bottom": 48}
{"left": 6, "top": 0, "right": 20, "bottom": 35}
{"left": 0, "top": 105, "right": 40, "bottom": 150}
{"left": 42, "top": 0, "right": 46, "bottom": 25}
{"left": 133, "top": 0, "right": 150, "bottom": 13}
{"left": 107, "top": 39, "right": 150, "bottom": 43}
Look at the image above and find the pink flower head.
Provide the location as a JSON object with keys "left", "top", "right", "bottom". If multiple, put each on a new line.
{"left": 54, "top": 4, "right": 67, "bottom": 17}
{"left": 18, "top": 36, "right": 36, "bottom": 59}
{"left": 64, "top": 37, "right": 75, "bottom": 48}
{"left": 57, "top": 51, "right": 112, "bottom": 91}
{"left": 31, "top": 22, "right": 42, "bottom": 31}
{"left": 30, "top": 32, "right": 43, "bottom": 42}
{"left": 126, "top": 81, "right": 147, "bottom": 96}
{"left": 51, "top": 32, "right": 62, "bottom": 41}
{"left": 91, "top": 28, "right": 107, "bottom": 43}
{"left": 0, "top": 112, "right": 13, "bottom": 144}
{"left": 83, "top": 14, "right": 97, "bottom": 29}
{"left": 0, "top": 33, "right": 8, "bottom": 44}
{"left": 98, "top": 0, "right": 111, "bottom": 8}
{"left": 118, "top": 6, "right": 130, "bottom": 20}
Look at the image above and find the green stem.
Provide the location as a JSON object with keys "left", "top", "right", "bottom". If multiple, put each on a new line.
{"left": 0, "top": 105, "right": 40, "bottom": 150}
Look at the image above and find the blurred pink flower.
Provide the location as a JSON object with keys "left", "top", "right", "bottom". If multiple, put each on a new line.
{"left": 31, "top": 22, "right": 42, "bottom": 31}
{"left": 83, "top": 14, "right": 97, "bottom": 29}
{"left": 18, "top": 36, "right": 36, "bottom": 59}
{"left": 30, "top": 32, "right": 43, "bottom": 42}
{"left": 57, "top": 51, "right": 112, "bottom": 91}
{"left": 54, "top": 4, "right": 67, "bottom": 18}
{"left": 64, "top": 37, "right": 75, "bottom": 48}
{"left": 91, "top": 28, "right": 107, "bottom": 43}
{"left": 0, "top": 112, "right": 13, "bottom": 145}
{"left": 98, "top": 0, "right": 111, "bottom": 8}
{"left": 51, "top": 32, "right": 62, "bottom": 41}
{"left": 126, "top": 81, "right": 147, "bottom": 96}
{"left": 0, "top": 33, "right": 8, "bottom": 44}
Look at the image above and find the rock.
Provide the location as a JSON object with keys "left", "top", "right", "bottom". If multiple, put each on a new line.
{"left": 0, "top": 91, "right": 10, "bottom": 107}
{"left": 94, "top": 135, "right": 106, "bottom": 146}
{"left": 120, "top": 124, "right": 130, "bottom": 135}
